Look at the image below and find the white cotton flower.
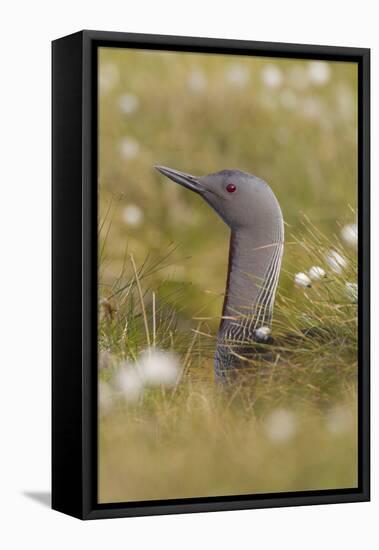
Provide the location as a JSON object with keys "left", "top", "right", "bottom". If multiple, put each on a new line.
{"left": 294, "top": 272, "right": 312, "bottom": 288}
{"left": 261, "top": 64, "right": 283, "bottom": 89}
{"left": 264, "top": 409, "right": 298, "bottom": 443}
{"left": 308, "top": 266, "right": 326, "bottom": 280}
{"left": 118, "top": 93, "right": 139, "bottom": 114}
{"left": 99, "top": 63, "right": 119, "bottom": 93}
{"left": 341, "top": 223, "right": 358, "bottom": 248}
{"left": 138, "top": 348, "right": 182, "bottom": 387}
{"left": 116, "top": 364, "right": 144, "bottom": 403}
{"left": 122, "top": 204, "right": 143, "bottom": 227}
{"left": 225, "top": 64, "right": 249, "bottom": 87}
{"left": 119, "top": 137, "right": 140, "bottom": 160}
{"left": 345, "top": 282, "right": 358, "bottom": 302}
{"left": 308, "top": 61, "right": 331, "bottom": 86}
{"left": 326, "top": 250, "right": 347, "bottom": 274}
{"left": 325, "top": 405, "right": 354, "bottom": 435}
{"left": 255, "top": 326, "right": 271, "bottom": 342}
{"left": 187, "top": 69, "right": 207, "bottom": 92}
{"left": 99, "top": 382, "right": 113, "bottom": 414}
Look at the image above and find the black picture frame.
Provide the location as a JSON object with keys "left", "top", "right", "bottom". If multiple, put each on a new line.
{"left": 52, "top": 30, "right": 370, "bottom": 520}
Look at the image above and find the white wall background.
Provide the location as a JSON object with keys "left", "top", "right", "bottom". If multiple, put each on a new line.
{"left": 0, "top": 1, "right": 376, "bottom": 548}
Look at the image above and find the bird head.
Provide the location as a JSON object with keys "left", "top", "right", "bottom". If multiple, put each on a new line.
{"left": 155, "top": 166, "right": 282, "bottom": 232}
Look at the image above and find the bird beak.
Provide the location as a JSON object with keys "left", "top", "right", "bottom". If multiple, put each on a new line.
{"left": 155, "top": 165, "right": 204, "bottom": 195}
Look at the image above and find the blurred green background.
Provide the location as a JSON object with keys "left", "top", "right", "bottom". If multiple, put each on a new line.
{"left": 99, "top": 47, "right": 357, "bottom": 325}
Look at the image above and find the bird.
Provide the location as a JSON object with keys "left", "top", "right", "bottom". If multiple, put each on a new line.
{"left": 155, "top": 166, "right": 284, "bottom": 381}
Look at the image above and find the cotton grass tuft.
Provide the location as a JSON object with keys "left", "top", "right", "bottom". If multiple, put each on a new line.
{"left": 225, "top": 64, "right": 249, "bottom": 87}
{"left": 294, "top": 272, "right": 312, "bottom": 288}
{"left": 118, "top": 93, "right": 139, "bottom": 114}
{"left": 119, "top": 137, "right": 140, "bottom": 160}
{"left": 255, "top": 326, "right": 271, "bottom": 341}
{"left": 264, "top": 409, "right": 298, "bottom": 443}
{"left": 261, "top": 64, "right": 283, "bottom": 89}
{"left": 138, "top": 348, "right": 182, "bottom": 387}
{"left": 308, "top": 266, "right": 326, "bottom": 280}
{"left": 122, "top": 204, "right": 143, "bottom": 227}
{"left": 326, "top": 250, "right": 347, "bottom": 274}
{"left": 187, "top": 69, "right": 207, "bottom": 92}
{"left": 308, "top": 61, "right": 331, "bottom": 86}
{"left": 341, "top": 223, "right": 357, "bottom": 248}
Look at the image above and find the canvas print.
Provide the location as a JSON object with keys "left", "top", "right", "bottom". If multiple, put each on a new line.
{"left": 97, "top": 47, "right": 358, "bottom": 504}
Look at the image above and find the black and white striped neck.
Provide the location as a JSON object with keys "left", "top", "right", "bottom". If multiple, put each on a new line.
{"left": 219, "top": 217, "right": 284, "bottom": 342}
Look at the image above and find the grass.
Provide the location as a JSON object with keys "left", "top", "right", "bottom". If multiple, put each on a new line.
{"left": 97, "top": 49, "right": 358, "bottom": 503}
{"left": 98, "top": 222, "right": 357, "bottom": 503}
{"left": 99, "top": 388, "right": 357, "bottom": 503}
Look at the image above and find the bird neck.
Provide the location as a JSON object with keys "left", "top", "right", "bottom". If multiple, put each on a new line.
{"left": 220, "top": 222, "right": 284, "bottom": 338}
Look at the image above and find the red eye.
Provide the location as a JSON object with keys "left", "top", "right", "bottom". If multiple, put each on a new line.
{"left": 226, "top": 183, "right": 236, "bottom": 193}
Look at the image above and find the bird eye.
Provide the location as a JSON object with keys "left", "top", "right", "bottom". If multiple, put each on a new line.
{"left": 226, "top": 183, "right": 236, "bottom": 193}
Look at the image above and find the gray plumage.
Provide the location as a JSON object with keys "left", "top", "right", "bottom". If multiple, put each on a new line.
{"left": 155, "top": 166, "right": 284, "bottom": 380}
